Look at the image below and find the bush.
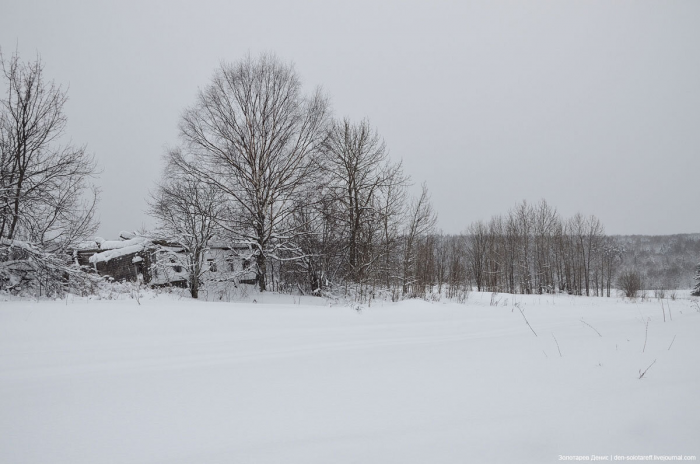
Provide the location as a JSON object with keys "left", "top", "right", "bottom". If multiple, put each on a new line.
{"left": 1, "top": 239, "right": 100, "bottom": 297}
{"left": 618, "top": 270, "right": 643, "bottom": 298}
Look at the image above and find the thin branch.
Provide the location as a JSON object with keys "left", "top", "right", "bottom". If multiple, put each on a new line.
{"left": 580, "top": 318, "right": 602, "bottom": 337}
{"left": 638, "top": 359, "right": 656, "bottom": 380}
{"left": 661, "top": 301, "right": 666, "bottom": 322}
{"left": 552, "top": 332, "right": 562, "bottom": 357}
{"left": 668, "top": 335, "right": 677, "bottom": 351}
{"left": 516, "top": 303, "right": 537, "bottom": 337}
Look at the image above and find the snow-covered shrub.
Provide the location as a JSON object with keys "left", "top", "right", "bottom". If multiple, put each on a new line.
{"left": 0, "top": 239, "right": 100, "bottom": 297}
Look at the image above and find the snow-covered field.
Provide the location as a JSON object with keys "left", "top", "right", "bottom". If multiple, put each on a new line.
{"left": 1, "top": 291, "right": 699, "bottom": 463}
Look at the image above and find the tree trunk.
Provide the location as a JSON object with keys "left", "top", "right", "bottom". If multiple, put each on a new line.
{"left": 257, "top": 253, "right": 267, "bottom": 292}
{"left": 190, "top": 278, "right": 199, "bottom": 299}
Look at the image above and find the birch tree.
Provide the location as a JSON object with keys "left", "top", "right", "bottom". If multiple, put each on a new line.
{"left": 176, "top": 54, "right": 330, "bottom": 291}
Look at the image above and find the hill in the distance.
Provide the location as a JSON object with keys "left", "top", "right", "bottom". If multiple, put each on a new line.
{"left": 612, "top": 233, "right": 700, "bottom": 290}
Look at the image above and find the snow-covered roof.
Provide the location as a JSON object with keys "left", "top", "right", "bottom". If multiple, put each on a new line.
{"left": 86, "top": 232, "right": 245, "bottom": 264}
{"left": 73, "top": 241, "right": 99, "bottom": 250}
{"left": 89, "top": 236, "right": 150, "bottom": 264}
{"left": 89, "top": 243, "right": 148, "bottom": 264}
{"left": 95, "top": 236, "right": 147, "bottom": 251}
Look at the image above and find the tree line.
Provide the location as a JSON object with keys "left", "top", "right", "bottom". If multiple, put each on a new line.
{"left": 150, "top": 54, "right": 629, "bottom": 300}
{"left": 2, "top": 50, "right": 690, "bottom": 299}
{"left": 456, "top": 200, "right": 620, "bottom": 297}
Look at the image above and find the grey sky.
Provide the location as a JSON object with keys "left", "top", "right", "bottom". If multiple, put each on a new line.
{"left": 2, "top": 0, "right": 698, "bottom": 237}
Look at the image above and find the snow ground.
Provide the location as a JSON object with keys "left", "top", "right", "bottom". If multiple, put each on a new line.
{"left": 1, "top": 291, "right": 699, "bottom": 463}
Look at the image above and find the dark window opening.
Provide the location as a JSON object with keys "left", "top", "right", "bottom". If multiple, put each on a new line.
{"left": 170, "top": 257, "right": 183, "bottom": 273}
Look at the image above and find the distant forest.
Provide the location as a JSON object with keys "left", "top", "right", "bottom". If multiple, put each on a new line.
{"left": 612, "top": 234, "right": 700, "bottom": 290}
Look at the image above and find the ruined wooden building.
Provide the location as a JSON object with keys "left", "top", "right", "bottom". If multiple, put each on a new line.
{"left": 74, "top": 232, "right": 255, "bottom": 287}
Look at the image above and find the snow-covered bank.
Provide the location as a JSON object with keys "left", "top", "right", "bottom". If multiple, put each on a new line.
{"left": 1, "top": 293, "right": 699, "bottom": 463}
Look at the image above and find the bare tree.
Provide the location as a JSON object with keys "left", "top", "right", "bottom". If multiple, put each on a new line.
{"left": 279, "top": 171, "right": 345, "bottom": 294}
{"left": 512, "top": 201, "right": 534, "bottom": 293}
{"left": 446, "top": 233, "right": 470, "bottom": 299}
{"left": 582, "top": 215, "right": 605, "bottom": 296}
{"left": 0, "top": 49, "right": 98, "bottom": 251}
{"left": 0, "top": 49, "right": 99, "bottom": 295}
{"left": 402, "top": 182, "right": 437, "bottom": 295}
{"left": 466, "top": 221, "right": 489, "bottom": 292}
{"left": 320, "top": 118, "right": 407, "bottom": 284}
{"left": 531, "top": 199, "right": 559, "bottom": 294}
{"left": 618, "top": 270, "right": 642, "bottom": 298}
{"left": 176, "top": 54, "right": 330, "bottom": 291}
{"left": 148, "top": 149, "right": 224, "bottom": 298}
{"left": 601, "top": 237, "right": 623, "bottom": 297}
{"left": 377, "top": 168, "right": 407, "bottom": 291}
{"left": 434, "top": 232, "right": 449, "bottom": 294}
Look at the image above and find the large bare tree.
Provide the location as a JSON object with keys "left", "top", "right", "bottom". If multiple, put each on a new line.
{"left": 0, "top": 50, "right": 99, "bottom": 295}
{"left": 176, "top": 54, "right": 329, "bottom": 291}
{"left": 0, "top": 50, "right": 98, "bottom": 251}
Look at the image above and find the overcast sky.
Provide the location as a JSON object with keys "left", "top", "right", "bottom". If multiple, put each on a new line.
{"left": 2, "top": 0, "right": 698, "bottom": 237}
